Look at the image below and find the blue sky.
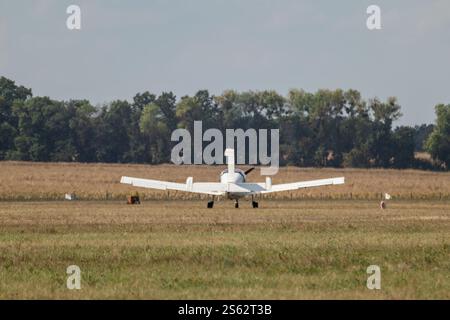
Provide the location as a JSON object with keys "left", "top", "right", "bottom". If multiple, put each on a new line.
{"left": 1, "top": 0, "right": 449, "bottom": 125}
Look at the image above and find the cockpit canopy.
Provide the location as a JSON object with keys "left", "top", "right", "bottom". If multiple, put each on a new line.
{"left": 220, "top": 168, "right": 246, "bottom": 180}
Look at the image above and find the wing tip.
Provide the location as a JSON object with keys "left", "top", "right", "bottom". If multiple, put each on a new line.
{"left": 120, "top": 176, "right": 132, "bottom": 184}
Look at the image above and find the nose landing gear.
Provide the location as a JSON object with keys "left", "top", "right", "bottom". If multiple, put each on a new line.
{"left": 207, "top": 196, "right": 259, "bottom": 209}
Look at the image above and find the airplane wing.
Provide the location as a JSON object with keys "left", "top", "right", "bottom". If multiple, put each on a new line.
{"left": 260, "top": 177, "right": 345, "bottom": 194}
{"left": 237, "top": 177, "right": 345, "bottom": 194}
{"left": 120, "top": 176, "right": 226, "bottom": 196}
{"left": 121, "top": 176, "right": 344, "bottom": 196}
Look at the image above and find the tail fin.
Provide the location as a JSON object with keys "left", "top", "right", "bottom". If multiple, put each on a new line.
{"left": 224, "top": 148, "right": 235, "bottom": 175}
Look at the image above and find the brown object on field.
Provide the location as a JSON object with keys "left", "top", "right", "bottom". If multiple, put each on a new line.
{"left": 380, "top": 201, "right": 386, "bottom": 209}
{"left": 127, "top": 195, "right": 140, "bottom": 205}
{"left": 0, "top": 161, "right": 449, "bottom": 201}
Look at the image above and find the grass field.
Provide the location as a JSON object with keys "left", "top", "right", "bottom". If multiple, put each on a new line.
{"left": 0, "top": 162, "right": 449, "bottom": 299}
{"left": 0, "top": 161, "right": 449, "bottom": 200}
{"left": 0, "top": 199, "right": 449, "bottom": 299}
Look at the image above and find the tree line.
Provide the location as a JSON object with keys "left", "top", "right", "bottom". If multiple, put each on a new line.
{"left": 0, "top": 76, "right": 448, "bottom": 169}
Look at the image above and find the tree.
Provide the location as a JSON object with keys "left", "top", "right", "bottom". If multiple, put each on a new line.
{"left": 343, "top": 145, "right": 371, "bottom": 168}
{"left": 426, "top": 104, "right": 450, "bottom": 168}
{"left": 125, "top": 92, "right": 157, "bottom": 163}
{"left": 176, "top": 96, "right": 202, "bottom": 132}
{"left": 9, "top": 97, "right": 74, "bottom": 161}
{"left": 367, "top": 97, "right": 402, "bottom": 167}
{"left": 132, "top": 91, "right": 156, "bottom": 114}
{"left": 95, "top": 100, "right": 132, "bottom": 163}
{"left": 0, "top": 77, "right": 32, "bottom": 159}
{"left": 155, "top": 92, "right": 177, "bottom": 131}
{"left": 413, "top": 124, "right": 434, "bottom": 152}
{"left": 0, "top": 77, "right": 32, "bottom": 123}
{"left": 371, "top": 97, "right": 402, "bottom": 126}
{"left": 257, "top": 90, "right": 287, "bottom": 120}
{"left": 215, "top": 90, "right": 242, "bottom": 129}
{"left": 139, "top": 103, "right": 170, "bottom": 163}
{"left": 0, "top": 76, "right": 443, "bottom": 170}
{"left": 392, "top": 126, "right": 415, "bottom": 168}
{"left": 287, "top": 89, "right": 314, "bottom": 120}
{"left": 67, "top": 100, "right": 97, "bottom": 162}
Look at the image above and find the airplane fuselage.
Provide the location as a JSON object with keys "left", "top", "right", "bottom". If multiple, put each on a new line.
{"left": 220, "top": 169, "right": 248, "bottom": 200}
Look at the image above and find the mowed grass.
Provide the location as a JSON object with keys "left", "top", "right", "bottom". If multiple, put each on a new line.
{"left": 0, "top": 200, "right": 448, "bottom": 299}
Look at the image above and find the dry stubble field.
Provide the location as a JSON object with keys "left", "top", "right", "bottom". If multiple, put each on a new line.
{"left": 0, "top": 162, "right": 449, "bottom": 299}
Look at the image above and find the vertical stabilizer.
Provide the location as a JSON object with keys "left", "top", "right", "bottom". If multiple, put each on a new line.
{"left": 224, "top": 148, "right": 235, "bottom": 176}
{"left": 265, "top": 177, "right": 272, "bottom": 190}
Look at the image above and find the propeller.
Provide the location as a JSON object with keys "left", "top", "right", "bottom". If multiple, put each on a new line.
{"left": 244, "top": 167, "right": 255, "bottom": 175}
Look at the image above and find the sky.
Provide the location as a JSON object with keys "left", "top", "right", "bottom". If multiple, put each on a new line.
{"left": 0, "top": 0, "right": 449, "bottom": 125}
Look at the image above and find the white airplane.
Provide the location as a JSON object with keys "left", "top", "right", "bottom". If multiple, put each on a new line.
{"left": 120, "top": 149, "right": 345, "bottom": 208}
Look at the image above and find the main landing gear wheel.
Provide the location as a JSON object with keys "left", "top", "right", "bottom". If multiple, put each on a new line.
{"left": 234, "top": 200, "right": 239, "bottom": 209}
{"left": 207, "top": 196, "right": 215, "bottom": 209}
{"left": 251, "top": 195, "right": 259, "bottom": 208}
